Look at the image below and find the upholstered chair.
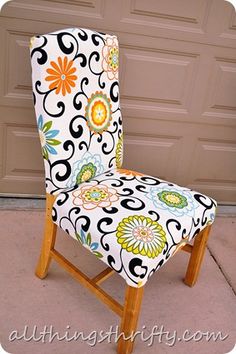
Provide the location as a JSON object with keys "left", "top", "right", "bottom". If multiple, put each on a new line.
{"left": 30, "top": 27, "right": 217, "bottom": 354}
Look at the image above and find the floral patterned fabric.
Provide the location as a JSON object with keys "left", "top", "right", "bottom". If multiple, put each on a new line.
{"left": 31, "top": 28, "right": 217, "bottom": 288}
{"left": 31, "top": 28, "right": 122, "bottom": 193}
{"left": 53, "top": 169, "right": 216, "bottom": 288}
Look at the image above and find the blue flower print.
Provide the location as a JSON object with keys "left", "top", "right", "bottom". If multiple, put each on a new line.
{"left": 37, "top": 115, "right": 61, "bottom": 160}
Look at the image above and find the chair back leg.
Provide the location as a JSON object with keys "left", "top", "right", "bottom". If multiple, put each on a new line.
{"left": 184, "top": 225, "right": 211, "bottom": 287}
{"left": 35, "top": 194, "right": 57, "bottom": 279}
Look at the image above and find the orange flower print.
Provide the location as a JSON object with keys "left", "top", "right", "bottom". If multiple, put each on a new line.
{"left": 72, "top": 181, "right": 119, "bottom": 210}
{"left": 85, "top": 92, "right": 112, "bottom": 134}
{"left": 102, "top": 36, "right": 119, "bottom": 80}
{"left": 45, "top": 56, "right": 77, "bottom": 96}
{"left": 117, "top": 169, "right": 144, "bottom": 177}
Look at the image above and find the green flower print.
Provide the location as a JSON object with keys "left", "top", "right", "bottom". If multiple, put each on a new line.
{"left": 76, "top": 162, "right": 97, "bottom": 184}
{"left": 66, "top": 152, "right": 104, "bottom": 188}
{"left": 146, "top": 184, "right": 198, "bottom": 217}
{"left": 116, "top": 215, "right": 166, "bottom": 259}
{"left": 75, "top": 230, "right": 103, "bottom": 258}
{"left": 37, "top": 115, "right": 61, "bottom": 160}
{"left": 115, "top": 134, "right": 123, "bottom": 168}
{"left": 157, "top": 191, "right": 188, "bottom": 209}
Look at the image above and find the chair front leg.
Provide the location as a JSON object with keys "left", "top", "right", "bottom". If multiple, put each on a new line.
{"left": 117, "top": 285, "right": 144, "bottom": 354}
{"left": 35, "top": 193, "right": 57, "bottom": 279}
{"left": 184, "top": 225, "right": 211, "bottom": 287}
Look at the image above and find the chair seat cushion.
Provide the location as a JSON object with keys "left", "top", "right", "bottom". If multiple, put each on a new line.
{"left": 52, "top": 168, "right": 217, "bottom": 287}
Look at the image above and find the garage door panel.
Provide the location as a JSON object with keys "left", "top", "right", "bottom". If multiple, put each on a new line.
{"left": 214, "top": 2, "right": 236, "bottom": 41}
{"left": 131, "top": 0, "right": 208, "bottom": 25}
{"left": 1, "top": 0, "right": 105, "bottom": 26}
{"left": 202, "top": 56, "right": 236, "bottom": 122}
{"left": 123, "top": 134, "right": 182, "bottom": 181}
{"left": 0, "top": 24, "right": 34, "bottom": 108}
{"left": 121, "top": 0, "right": 211, "bottom": 38}
{"left": 120, "top": 48, "right": 198, "bottom": 115}
{"left": 191, "top": 139, "right": 236, "bottom": 183}
{"left": 6, "top": 31, "right": 32, "bottom": 105}
{"left": 2, "top": 124, "right": 44, "bottom": 181}
{"left": 187, "top": 138, "right": 236, "bottom": 202}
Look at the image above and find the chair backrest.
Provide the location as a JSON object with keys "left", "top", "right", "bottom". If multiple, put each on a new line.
{"left": 30, "top": 28, "right": 123, "bottom": 194}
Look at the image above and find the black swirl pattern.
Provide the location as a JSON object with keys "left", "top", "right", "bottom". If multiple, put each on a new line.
{"left": 52, "top": 168, "right": 217, "bottom": 287}
{"left": 30, "top": 27, "right": 217, "bottom": 288}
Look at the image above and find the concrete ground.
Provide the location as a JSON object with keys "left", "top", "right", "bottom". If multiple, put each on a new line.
{"left": 0, "top": 207, "right": 235, "bottom": 354}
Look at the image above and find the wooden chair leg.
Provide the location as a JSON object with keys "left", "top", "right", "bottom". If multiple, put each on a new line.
{"left": 184, "top": 225, "right": 211, "bottom": 287}
{"left": 35, "top": 193, "right": 57, "bottom": 279}
{"left": 117, "top": 285, "right": 144, "bottom": 354}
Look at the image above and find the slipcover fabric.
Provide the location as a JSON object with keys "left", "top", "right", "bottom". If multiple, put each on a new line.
{"left": 30, "top": 27, "right": 122, "bottom": 194}
{"left": 30, "top": 27, "right": 217, "bottom": 288}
